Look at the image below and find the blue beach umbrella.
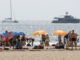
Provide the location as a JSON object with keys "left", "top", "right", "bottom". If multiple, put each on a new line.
{"left": 2, "top": 33, "right": 8, "bottom": 36}
{"left": 11, "top": 32, "right": 18, "bottom": 35}
{"left": 18, "top": 32, "right": 25, "bottom": 36}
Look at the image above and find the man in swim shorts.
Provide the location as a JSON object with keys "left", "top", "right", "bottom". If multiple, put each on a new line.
{"left": 69, "top": 30, "right": 78, "bottom": 50}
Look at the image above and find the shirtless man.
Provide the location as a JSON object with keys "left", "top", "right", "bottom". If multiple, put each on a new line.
{"left": 69, "top": 30, "right": 78, "bottom": 50}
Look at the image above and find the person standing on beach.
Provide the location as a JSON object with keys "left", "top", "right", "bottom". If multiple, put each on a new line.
{"left": 21, "top": 36, "right": 26, "bottom": 46}
{"left": 42, "top": 34, "right": 46, "bottom": 45}
{"left": 69, "top": 30, "right": 78, "bottom": 50}
{"left": 64, "top": 31, "right": 71, "bottom": 49}
{"left": 58, "top": 35, "right": 61, "bottom": 43}
{"left": 16, "top": 35, "right": 22, "bottom": 49}
{"left": 4, "top": 36, "right": 11, "bottom": 48}
{"left": 45, "top": 34, "right": 50, "bottom": 49}
{"left": 4, "top": 30, "right": 11, "bottom": 48}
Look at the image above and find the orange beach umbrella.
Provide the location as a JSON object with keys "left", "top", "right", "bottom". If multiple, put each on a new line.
{"left": 31, "top": 30, "right": 48, "bottom": 36}
{"left": 53, "top": 30, "right": 66, "bottom": 36}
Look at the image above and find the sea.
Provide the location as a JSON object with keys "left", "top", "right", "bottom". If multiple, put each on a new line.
{"left": 0, "top": 20, "right": 80, "bottom": 46}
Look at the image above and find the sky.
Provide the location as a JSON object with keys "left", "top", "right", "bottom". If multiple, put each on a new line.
{"left": 0, "top": 0, "right": 80, "bottom": 21}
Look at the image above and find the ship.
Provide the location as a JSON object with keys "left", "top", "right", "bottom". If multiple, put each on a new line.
{"left": 2, "top": 0, "right": 18, "bottom": 23}
{"left": 2, "top": 18, "right": 18, "bottom": 23}
{"left": 52, "top": 12, "right": 80, "bottom": 23}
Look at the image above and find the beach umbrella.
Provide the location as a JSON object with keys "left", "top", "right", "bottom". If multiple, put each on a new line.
{"left": 11, "top": 32, "right": 18, "bottom": 35}
{"left": 31, "top": 30, "right": 48, "bottom": 36}
{"left": 2, "top": 33, "right": 8, "bottom": 36}
{"left": 18, "top": 32, "right": 25, "bottom": 36}
{"left": 53, "top": 30, "right": 66, "bottom": 36}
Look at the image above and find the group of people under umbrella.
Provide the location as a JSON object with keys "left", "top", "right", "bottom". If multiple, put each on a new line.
{"left": 53, "top": 30, "right": 78, "bottom": 50}
{"left": 0, "top": 30, "right": 34, "bottom": 50}
{"left": 0, "top": 30, "right": 78, "bottom": 50}
{"left": 32, "top": 30, "right": 78, "bottom": 50}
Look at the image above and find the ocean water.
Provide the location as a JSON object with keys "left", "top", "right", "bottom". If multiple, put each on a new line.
{"left": 0, "top": 20, "right": 80, "bottom": 45}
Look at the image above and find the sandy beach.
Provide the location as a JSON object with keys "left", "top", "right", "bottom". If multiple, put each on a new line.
{"left": 0, "top": 50, "right": 80, "bottom": 60}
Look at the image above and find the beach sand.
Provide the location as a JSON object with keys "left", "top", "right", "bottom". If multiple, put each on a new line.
{"left": 0, "top": 50, "right": 80, "bottom": 60}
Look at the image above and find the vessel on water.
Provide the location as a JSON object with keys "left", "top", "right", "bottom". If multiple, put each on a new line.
{"left": 2, "top": 18, "right": 18, "bottom": 23}
{"left": 2, "top": 0, "right": 18, "bottom": 23}
{"left": 52, "top": 12, "right": 80, "bottom": 23}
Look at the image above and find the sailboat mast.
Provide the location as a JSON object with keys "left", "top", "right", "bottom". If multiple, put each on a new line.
{"left": 10, "top": 0, "right": 12, "bottom": 20}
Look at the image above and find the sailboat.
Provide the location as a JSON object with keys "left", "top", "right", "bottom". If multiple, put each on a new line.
{"left": 2, "top": 0, "right": 18, "bottom": 23}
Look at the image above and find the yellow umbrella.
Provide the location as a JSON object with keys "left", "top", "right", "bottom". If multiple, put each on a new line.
{"left": 31, "top": 30, "right": 48, "bottom": 36}
{"left": 53, "top": 30, "right": 66, "bottom": 36}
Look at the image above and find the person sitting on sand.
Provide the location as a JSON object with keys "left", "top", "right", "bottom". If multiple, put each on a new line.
{"left": 33, "top": 40, "right": 44, "bottom": 49}
{"left": 40, "top": 40, "right": 44, "bottom": 47}
{"left": 55, "top": 40, "right": 64, "bottom": 49}
{"left": 37, "top": 40, "right": 44, "bottom": 49}
{"left": 55, "top": 35, "right": 64, "bottom": 49}
{"left": 69, "top": 30, "right": 78, "bottom": 50}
